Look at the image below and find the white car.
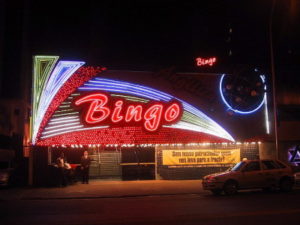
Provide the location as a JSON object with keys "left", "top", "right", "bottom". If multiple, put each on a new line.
{"left": 202, "top": 159, "right": 295, "bottom": 195}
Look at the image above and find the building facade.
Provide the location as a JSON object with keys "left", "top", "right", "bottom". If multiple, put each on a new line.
{"left": 28, "top": 56, "right": 274, "bottom": 185}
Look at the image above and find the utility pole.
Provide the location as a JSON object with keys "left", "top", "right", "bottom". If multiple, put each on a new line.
{"left": 269, "top": 0, "right": 279, "bottom": 159}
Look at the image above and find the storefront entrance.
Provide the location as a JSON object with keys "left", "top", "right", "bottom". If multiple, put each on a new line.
{"left": 88, "top": 147, "right": 155, "bottom": 180}
{"left": 48, "top": 147, "right": 155, "bottom": 182}
{"left": 121, "top": 147, "right": 155, "bottom": 180}
{"left": 89, "top": 149, "right": 122, "bottom": 179}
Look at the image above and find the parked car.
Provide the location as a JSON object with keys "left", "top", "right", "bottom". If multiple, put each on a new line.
{"left": 0, "top": 149, "right": 15, "bottom": 187}
{"left": 0, "top": 161, "right": 14, "bottom": 187}
{"left": 202, "top": 159, "right": 295, "bottom": 195}
{"left": 294, "top": 172, "right": 300, "bottom": 187}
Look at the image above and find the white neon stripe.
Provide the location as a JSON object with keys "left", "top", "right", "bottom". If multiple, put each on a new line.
{"left": 77, "top": 126, "right": 109, "bottom": 131}
{"left": 80, "top": 84, "right": 164, "bottom": 101}
{"left": 89, "top": 80, "right": 172, "bottom": 100}
{"left": 56, "top": 108, "right": 74, "bottom": 112}
{"left": 87, "top": 79, "right": 171, "bottom": 100}
{"left": 93, "top": 78, "right": 172, "bottom": 99}
{"left": 79, "top": 87, "right": 161, "bottom": 101}
{"left": 49, "top": 116, "right": 79, "bottom": 122}
{"left": 264, "top": 92, "right": 270, "bottom": 134}
{"left": 45, "top": 122, "right": 81, "bottom": 130}
{"left": 52, "top": 112, "right": 79, "bottom": 117}
{"left": 84, "top": 83, "right": 167, "bottom": 100}
{"left": 41, "top": 126, "right": 109, "bottom": 139}
{"left": 180, "top": 101, "right": 214, "bottom": 123}
{"left": 59, "top": 105, "right": 71, "bottom": 108}
{"left": 110, "top": 94, "right": 149, "bottom": 102}
{"left": 48, "top": 118, "right": 80, "bottom": 125}
{"left": 42, "top": 125, "right": 84, "bottom": 135}
{"left": 164, "top": 121, "right": 235, "bottom": 142}
{"left": 85, "top": 83, "right": 170, "bottom": 101}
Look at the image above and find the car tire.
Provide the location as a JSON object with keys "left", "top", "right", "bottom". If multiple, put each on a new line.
{"left": 223, "top": 181, "right": 238, "bottom": 195}
{"left": 211, "top": 189, "right": 222, "bottom": 196}
{"left": 279, "top": 178, "right": 293, "bottom": 192}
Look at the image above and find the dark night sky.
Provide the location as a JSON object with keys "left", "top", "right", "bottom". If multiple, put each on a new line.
{"left": 1, "top": 0, "right": 300, "bottom": 98}
{"left": 28, "top": 0, "right": 271, "bottom": 67}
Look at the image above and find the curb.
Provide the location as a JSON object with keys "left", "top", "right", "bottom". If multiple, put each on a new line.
{"left": 20, "top": 192, "right": 202, "bottom": 201}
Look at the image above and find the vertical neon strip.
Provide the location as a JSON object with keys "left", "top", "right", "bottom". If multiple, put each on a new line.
{"left": 264, "top": 91, "right": 270, "bottom": 134}
{"left": 32, "top": 60, "right": 85, "bottom": 144}
{"left": 261, "top": 75, "right": 270, "bottom": 134}
{"left": 32, "top": 56, "right": 59, "bottom": 142}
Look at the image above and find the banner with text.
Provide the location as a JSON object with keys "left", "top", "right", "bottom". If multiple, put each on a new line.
{"left": 162, "top": 149, "right": 240, "bottom": 166}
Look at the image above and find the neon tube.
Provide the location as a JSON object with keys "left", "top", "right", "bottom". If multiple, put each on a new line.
{"left": 219, "top": 74, "right": 265, "bottom": 114}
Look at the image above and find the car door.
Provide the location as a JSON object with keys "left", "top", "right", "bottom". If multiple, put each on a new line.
{"left": 261, "top": 160, "right": 285, "bottom": 187}
{"left": 239, "top": 161, "right": 265, "bottom": 189}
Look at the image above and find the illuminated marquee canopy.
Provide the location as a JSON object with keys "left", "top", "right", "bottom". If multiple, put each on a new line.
{"left": 31, "top": 56, "right": 235, "bottom": 146}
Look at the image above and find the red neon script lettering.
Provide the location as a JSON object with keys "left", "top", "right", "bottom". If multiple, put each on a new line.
{"left": 144, "top": 104, "right": 163, "bottom": 132}
{"left": 125, "top": 105, "right": 143, "bottom": 122}
{"left": 74, "top": 93, "right": 182, "bottom": 132}
{"left": 75, "top": 93, "right": 110, "bottom": 124}
{"left": 196, "top": 57, "right": 217, "bottom": 66}
{"left": 111, "top": 100, "right": 124, "bottom": 123}
{"left": 165, "top": 103, "right": 180, "bottom": 122}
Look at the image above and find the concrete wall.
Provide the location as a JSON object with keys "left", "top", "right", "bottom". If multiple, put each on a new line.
{"left": 259, "top": 141, "right": 300, "bottom": 164}
{"left": 259, "top": 142, "right": 277, "bottom": 160}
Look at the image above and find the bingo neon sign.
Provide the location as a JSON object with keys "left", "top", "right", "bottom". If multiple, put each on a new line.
{"left": 74, "top": 93, "right": 182, "bottom": 132}
{"left": 31, "top": 55, "right": 235, "bottom": 146}
{"left": 196, "top": 57, "right": 217, "bottom": 66}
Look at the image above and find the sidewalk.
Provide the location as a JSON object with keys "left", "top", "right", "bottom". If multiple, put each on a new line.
{"left": 0, "top": 180, "right": 203, "bottom": 200}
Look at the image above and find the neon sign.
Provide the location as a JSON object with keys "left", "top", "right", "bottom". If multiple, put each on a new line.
{"left": 32, "top": 57, "right": 236, "bottom": 145}
{"left": 219, "top": 74, "right": 266, "bottom": 115}
{"left": 38, "top": 77, "right": 235, "bottom": 143}
{"left": 288, "top": 145, "right": 300, "bottom": 165}
{"left": 74, "top": 93, "right": 182, "bottom": 132}
{"left": 196, "top": 57, "right": 217, "bottom": 66}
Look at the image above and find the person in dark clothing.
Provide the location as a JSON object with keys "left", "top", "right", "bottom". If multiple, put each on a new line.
{"left": 81, "top": 150, "right": 91, "bottom": 184}
{"left": 56, "top": 152, "right": 67, "bottom": 186}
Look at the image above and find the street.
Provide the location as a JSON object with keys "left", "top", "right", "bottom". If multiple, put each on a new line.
{"left": 1, "top": 189, "right": 300, "bottom": 225}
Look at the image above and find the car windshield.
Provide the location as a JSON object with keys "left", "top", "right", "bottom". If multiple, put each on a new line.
{"left": 230, "top": 161, "right": 246, "bottom": 171}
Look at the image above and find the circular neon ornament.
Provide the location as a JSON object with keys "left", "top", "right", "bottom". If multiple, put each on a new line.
{"left": 219, "top": 71, "right": 266, "bottom": 115}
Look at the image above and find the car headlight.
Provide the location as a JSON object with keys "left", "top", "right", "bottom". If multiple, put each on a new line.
{"left": 205, "top": 176, "right": 218, "bottom": 182}
{"left": 294, "top": 173, "right": 300, "bottom": 179}
{"left": 0, "top": 174, "right": 9, "bottom": 181}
